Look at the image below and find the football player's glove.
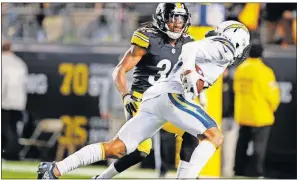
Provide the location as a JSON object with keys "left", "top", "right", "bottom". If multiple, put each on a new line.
{"left": 181, "top": 70, "right": 202, "bottom": 100}
{"left": 122, "top": 93, "right": 142, "bottom": 116}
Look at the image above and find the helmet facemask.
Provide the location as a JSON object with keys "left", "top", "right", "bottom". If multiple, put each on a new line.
{"left": 232, "top": 44, "right": 251, "bottom": 66}
{"left": 153, "top": 3, "right": 191, "bottom": 40}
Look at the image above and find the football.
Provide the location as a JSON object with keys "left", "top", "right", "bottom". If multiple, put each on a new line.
{"left": 195, "top": 64, "right": 205, "bottom": 93}
{"left": 181, "top": 64, "right": 205, "bottom": 93}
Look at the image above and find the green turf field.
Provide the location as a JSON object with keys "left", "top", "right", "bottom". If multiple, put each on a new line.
{"left": 2, "top": 160, "right": 88, "bottom": 179}
{"left": 1, "top": 160, "right": 178, "bottom": 179}
{"left": 3, "top": 170, "right": 90, "bottom": 179}
{"left": 3, "top": 160, "right": 244, "bottom": 179}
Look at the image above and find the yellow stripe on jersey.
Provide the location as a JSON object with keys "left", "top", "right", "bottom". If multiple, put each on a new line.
{"left": 135, "top": 31, "right": 149, "bottom": 41}
{"left": 131, "top": 31, "right": 149, "bottom": 49}
{"left": 132, "top": 91, "right": 143, "bottom": 99}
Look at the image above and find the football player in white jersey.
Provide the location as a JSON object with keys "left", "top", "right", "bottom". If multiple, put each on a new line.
{"left": 36, "top": 20, "right": 250, "bottom": 179}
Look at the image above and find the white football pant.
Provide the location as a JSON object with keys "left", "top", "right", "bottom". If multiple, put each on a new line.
{"left": 117, "top": 93, "right": 217, "bottom": 154}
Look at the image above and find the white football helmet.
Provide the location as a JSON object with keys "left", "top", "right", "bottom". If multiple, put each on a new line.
{"left": 215, "top": 21, "right": 251, "bottom": 66}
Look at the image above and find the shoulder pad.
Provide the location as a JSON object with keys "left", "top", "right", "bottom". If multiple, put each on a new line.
{"left": 131, "top": 29, "right": 150, "bottom": 49}
{"left": 140, "top": 27, "right": 159, "bottom": 35}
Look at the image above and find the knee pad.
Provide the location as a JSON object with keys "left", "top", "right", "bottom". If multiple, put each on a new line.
{"left": 180, "top": 133, "right": 199, "bottom": 162}
{"left": 137, "top": 138, "right": 152, "bottom": 155}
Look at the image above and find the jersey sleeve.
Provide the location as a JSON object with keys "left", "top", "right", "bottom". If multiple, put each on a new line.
{"left": 130, "top": 29, "right": 150, "bottom": 49}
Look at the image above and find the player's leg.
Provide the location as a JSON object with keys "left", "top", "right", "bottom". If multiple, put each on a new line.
{"left": 176, "top": 93, "right": 205, "bottom": 177}
{"left": 37, "top": 135, "right": 125, "bottom": 179}
{"left": 37, "top": 99, "right": 165, "bottom": 179}
{"left": 176, "top": 132, "right": 199, "bottom": 175}
{"left": 161, "top": 122, "right": 199, "bottom": 177}
{"left": 98, "top": 91, "right": 153, "bottom": 179}
{"left": 161, "top": 93, "right": 224, "bottom": 178}
{"left": 162, "top": 124, "right": 201, "bottom": 178}
{"left": 99, "top": 113, "right": 152, "bottom": 179}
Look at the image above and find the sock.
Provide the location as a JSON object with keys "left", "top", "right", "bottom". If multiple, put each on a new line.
{"left": 180, "top": 132, "right": 199, "bottom": 162}
{"left": 98, "top": 149, "right": 147, "bottom": 178}
{"left": 114, "top": 149, "right": 147, "bottom": 172}
{"left": 97, "top": 163, "right": 119, "bottom": 179}
{"left": 176, "top": 140, "right": 216, "bottom": 178}
{"left": 98, "top": 149, "right": 147, "bottom": 179}
{"left": 176, "top": 160, "right": 190, "bottom": 178}
{"left": 56, "top": 143, "right": 105, "bottom": 176}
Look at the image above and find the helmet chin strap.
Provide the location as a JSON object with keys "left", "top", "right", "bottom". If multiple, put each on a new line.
{"left": 166, "top": 31, "right": 182, "bottom": 39}
{"left": 165, "top": 24, "right": 186, "bottom": 40}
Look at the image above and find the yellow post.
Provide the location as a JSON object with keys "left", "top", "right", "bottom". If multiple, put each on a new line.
{"left": 238, "top": 3, "right": 261, "bottom": 31}
{"left": 199, "top": 77, "right": 223, "bottom": 177}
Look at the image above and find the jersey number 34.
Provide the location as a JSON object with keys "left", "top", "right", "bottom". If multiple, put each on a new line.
{"left": 148, "top": 59, "right": 172, "bottom": 85}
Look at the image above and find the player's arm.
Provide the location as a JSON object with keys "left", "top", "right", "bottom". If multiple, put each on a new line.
{"left": 181, "top": 43, "right": 198, "bottom": 72}
{"left": 112, "top": 30, "right": 149, "bottom": 115}
{"left": 112, "top": 45, "right": 147, "bottom": 115}
{"left": 112, "top": 45, "right": 146, "bottom": 97}
{"left": 180, "top": 43, "right": 204, "bottom": 98}
{"left": 112, "top": 29, "right": 149, "bottom": 97}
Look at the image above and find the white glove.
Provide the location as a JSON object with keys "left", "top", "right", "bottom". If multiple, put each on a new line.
{"left": 181, "top": 70, "right": 203, "bottom": 100}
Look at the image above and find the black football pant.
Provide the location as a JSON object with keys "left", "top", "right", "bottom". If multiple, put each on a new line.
{"left": 2, "top": 109, "right": 23, "bottom": 160}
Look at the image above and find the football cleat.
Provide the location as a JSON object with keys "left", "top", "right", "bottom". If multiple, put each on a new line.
{"left": 37, "top": 162, "right": 58, "bottom": 179}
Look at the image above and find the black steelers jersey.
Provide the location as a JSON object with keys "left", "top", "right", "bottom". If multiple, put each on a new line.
{"left": 130, "top": 27, "right": 194, "bottom": 93}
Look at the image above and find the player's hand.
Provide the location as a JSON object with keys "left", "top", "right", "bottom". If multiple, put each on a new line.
{"left": 181, "top": 70, "right": 202, "bottom": 99}
{"left": 122, "top": 93, "right": 142, "bottom": 115}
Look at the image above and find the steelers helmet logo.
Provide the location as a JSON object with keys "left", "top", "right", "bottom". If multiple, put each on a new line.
{"left": 175, "top": 3, "right": 184, "bottom": 9}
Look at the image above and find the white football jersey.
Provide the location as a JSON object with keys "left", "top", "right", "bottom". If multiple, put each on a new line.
{"left": 143, "top": 36, "right": 234, "bottom": 101}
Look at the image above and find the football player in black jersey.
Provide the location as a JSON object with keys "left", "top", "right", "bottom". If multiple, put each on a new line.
{"left": 36, "top": 3, "right": 201, "bottom": 180}
{"left": 97, "top": 3, "right": 200, "bottom": 179}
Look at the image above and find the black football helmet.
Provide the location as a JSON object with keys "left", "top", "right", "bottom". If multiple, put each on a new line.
{"left": 153, "top": 3, "right": 191, "bottom": 40}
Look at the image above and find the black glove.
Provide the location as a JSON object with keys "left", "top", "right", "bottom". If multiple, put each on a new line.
{"left": 205, "top": 30, "right": 218, "bottom": 37}
{"left": 122, "top": 93, "right": 142, "bottom": 116}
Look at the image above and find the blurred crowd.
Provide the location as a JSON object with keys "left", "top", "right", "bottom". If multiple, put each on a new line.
{"left": 2, "top": 3, "right": 297, "bottom": 46}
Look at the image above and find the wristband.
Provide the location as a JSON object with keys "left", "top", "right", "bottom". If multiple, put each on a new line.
{"left": 122, "top": 93, "right": 131, "bottom": 101}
